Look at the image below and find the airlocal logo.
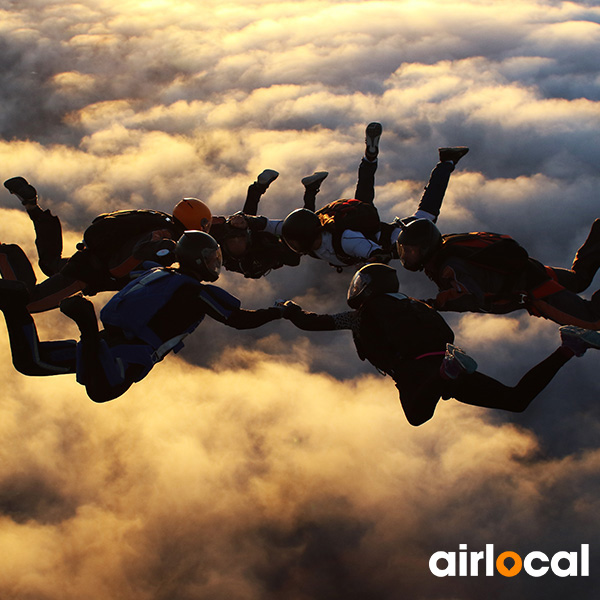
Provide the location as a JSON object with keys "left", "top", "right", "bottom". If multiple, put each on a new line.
{"left": 429, "top": 544, "right": 589, "bottom": 578}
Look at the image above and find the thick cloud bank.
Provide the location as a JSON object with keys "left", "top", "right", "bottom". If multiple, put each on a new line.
{"left": 0, "top": 0, "right": 599, "bottom": 598}
{"left": 0, "top": 348, "right": 599, "bottom": 599}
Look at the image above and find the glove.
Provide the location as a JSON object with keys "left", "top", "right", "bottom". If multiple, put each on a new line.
{"left": 367, "top": 250, "right": 392, "bottom": 264}
{"left": 227, "top": 213, "right": 248, "bottom": 229}
{"left": 273, "top": 299, "right": 303, "bottom": 318}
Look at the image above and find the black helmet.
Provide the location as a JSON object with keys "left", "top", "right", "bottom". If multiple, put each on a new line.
{"left": 175, "top": 230, "right": 222, "bottom": 282}
{"left": 347, "top": 263, "right": 399, "bottom": 309}
{"left": 281, "top": 208, "right": 322, "bottom": 254}
{"left": 396, "top": 218, "right": 442, "bottom": 270}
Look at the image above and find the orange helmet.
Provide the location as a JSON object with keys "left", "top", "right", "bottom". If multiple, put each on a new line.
{"left": 172, "top": 198, "right": 212, "bottom": 232}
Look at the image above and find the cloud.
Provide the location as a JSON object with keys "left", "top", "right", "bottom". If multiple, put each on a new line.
{"left": 0, "top": 347, "right": 598, "bottom": 599}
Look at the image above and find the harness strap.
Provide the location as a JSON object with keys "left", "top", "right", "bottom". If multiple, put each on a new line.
{"left": 528, "top": 277, "right": 565, "bottom": 300}
{"left": 152, "top": 333, "right": 189, "bottom": 362}
{"left": 414, "top": 350, "right": 446, "bottom": 360}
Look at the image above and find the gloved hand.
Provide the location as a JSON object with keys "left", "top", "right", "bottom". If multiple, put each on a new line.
{"left": 367, "top": 250, "right": 392, "bottom": 264}
{"left": 273, "top": 299, "right": 303, "bottom": 318}
{"left": 227, "top": 213, "right": 248, "bottom": 229}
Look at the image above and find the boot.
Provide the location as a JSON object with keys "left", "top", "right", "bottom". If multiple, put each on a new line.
{"left": 571, "top": 219, "right": 600, "bottom": 291}
{"left": 560, "top": 325, "right": 600, "bottom": 357}
{"left": 440, "top": 343, "right": 478, "bottom": 379}
{"left": 59, "top": 295, "right": 98, "bottom": 337}
{"left": 365, "top": 122, "right": 382, "bottom": 161}
{"left": 0, "top": 279, "right": 30, "bottom": 311}
{"left": 4, "top": 177, "right": 38, "bottom": 207}
{"left": 301, "top": 171, "right": 328, "bottom": 192}
{"left": 438, "top": 147, "right": 469, "bottom": 166}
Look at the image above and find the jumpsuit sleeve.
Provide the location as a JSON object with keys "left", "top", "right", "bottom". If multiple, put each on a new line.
{"left": 221, "top": 212, "right": 268, "bottom": 232}
{"left": 196, "top": 284, "right": 283, "bottom": 329}
{"left": 224, "top": 306, "right": 283, "bottom": 329}
{"left": 340, "top": 230, "right": 383, "bottom": 260}
{"left": 262, "top": 218, "right": 284, "bottom": 237}
{"left": 286, "top": 309, "right": 357, "bottom": 331}
{"left": 238, "top": 214, "right": 268, "bottom": 231}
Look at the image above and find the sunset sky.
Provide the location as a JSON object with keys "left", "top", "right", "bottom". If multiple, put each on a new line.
{"left": 1, "top": 0, "right": 600, "bottom": 598}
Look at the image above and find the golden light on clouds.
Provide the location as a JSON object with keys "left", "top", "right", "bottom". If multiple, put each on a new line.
{"left": 0, "top": 339, "right": 598, "bottom": 598}
{"left": 52, "top": 71, "right": 97, "bottom": 96}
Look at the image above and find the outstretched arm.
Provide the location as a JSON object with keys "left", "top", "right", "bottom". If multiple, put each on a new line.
{"left": 227, "top": 212, "right": 268, "bottom": 231}
{"left": 339, "top": 230, "right": 383, "bottom": 261}
{"left": 196, "top": 284, "right": 283, "bottom": 329}
{"left": 225, "top": 306, "right": 283, "bottom": 329}
{"left": 259, "top": 218, "right": 283, "bottom": 238}
{"left": 282, "top": 301, "right": 358, "bottom": 331}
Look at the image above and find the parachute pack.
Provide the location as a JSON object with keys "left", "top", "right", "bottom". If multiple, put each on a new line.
{"left": 100, "top": 267, "right": 202, "bottom": 357}
{"left": 315, "top": 199, "right": 381, "bottom": 263}
{"left": 387, "top": 294, "right": 454, "bottom": 355}
{"left": 355, "top": 292, "right": 454, "bottom": 371}
{"left": 437, "top": 231, "right": 530, "bottom": 274}
{"left": 316, "top": 198, "right": 380, "bottom": 236}
{"left": 83, "top": 209, "right": 178, "bottom": 257}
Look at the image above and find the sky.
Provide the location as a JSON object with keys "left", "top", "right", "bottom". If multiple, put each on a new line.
{"left": 0, "top": 0, "right": 600, "bottom": 598}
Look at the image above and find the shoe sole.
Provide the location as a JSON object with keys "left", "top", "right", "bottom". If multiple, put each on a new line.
{"left": 4, "top": 177, "right": 37, "bottom": 202}
{"left": 446, "top": 344, "right": 478, "bottom": 374}
{"left": 365, "top": 123, "right": 382, "bottom": 150}
{"left": 438, "top": 147, "right": 469, "bottom": 162}
{"left": 257, "top": 170, "right": 279, "bottom": 186}
{"left": 301, "top": 172, "right": 328, "bottom": 186}
{"left": 560, "top": 325, "right": 600, "bottom": 350}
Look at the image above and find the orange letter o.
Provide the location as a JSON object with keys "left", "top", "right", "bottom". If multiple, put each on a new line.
{"left": 496, "top": 551, "right": 523, "bottom": 577}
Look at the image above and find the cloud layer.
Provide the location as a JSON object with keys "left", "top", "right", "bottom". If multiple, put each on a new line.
{"left": 1, "top": 346, "right": 599, "bottom": 599}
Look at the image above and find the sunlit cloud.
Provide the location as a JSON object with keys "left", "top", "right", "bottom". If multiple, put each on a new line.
{"left": 0, "top": 346, "right": 598, "bottom": 598}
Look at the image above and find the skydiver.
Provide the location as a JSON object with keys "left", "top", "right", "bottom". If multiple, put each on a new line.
{"left": 209, "top": 167, "right": 331, "bottom": 278}
{"left": 0, "top": 231, "right": 285, "bottom": 403}
{"left": 279, "top": 263, "right": 600, "bottom": 426}
{"left": 209, "top": 169, "right": 305, "bottom": 278}
{"left": 2, "top": 176, "right": 212, "bottom": 312}
{"left": 396, "top": 218, "right": 600, "bottom": 330}
{"left": 259, "top": 123, "right": 469, "bottom": 271}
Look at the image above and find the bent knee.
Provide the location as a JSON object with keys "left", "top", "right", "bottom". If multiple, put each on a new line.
{"left": 86, "top": 388, "right": 118, "bottom": 403}
{"left": 85, "top": 380, "right": 132, "bottom": 403}
{"left": 402, "top": 405, "right": 436, "bottom": 426}
{"left": 503, "top": 400, "right": 528, "bottom": 413}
